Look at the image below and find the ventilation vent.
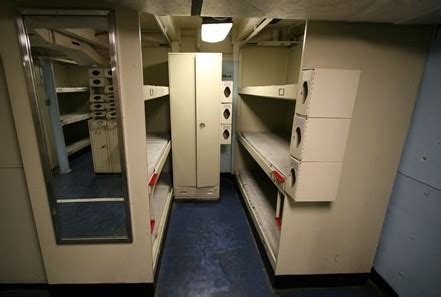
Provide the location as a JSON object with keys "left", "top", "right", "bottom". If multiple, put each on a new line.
{"left": 223, "top": 108, "right": 231, "bottom": 120}
{"left": 224, "top": 86, "right": 231, "bottom": 98}
{"left": 302, "top": 81, "right": 308, "bottom": 103}
{"left": 223, "top": 129, "right": 230, "bottom": 140}
{"left": 290, "top": 168, "right": 296, "bottom": 187}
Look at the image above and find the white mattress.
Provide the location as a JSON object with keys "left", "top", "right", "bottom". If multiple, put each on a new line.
{"left": 238, "top": 170, "right": 280, "bottom": 257}
{"left": 241, "top": 131, "right": 291, "bottom": 176}
{"left": 146, "top": 133, "right": 170, "bottom": 177}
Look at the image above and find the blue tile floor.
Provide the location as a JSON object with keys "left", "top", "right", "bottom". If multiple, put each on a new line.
{"left": 52, "top": 150, "right": 124, "bottom": 199}
{"left": 0, "top": 176, "right": 386, "bottom": 297}
{"left": 57, "top": 201, "right": 127, "bottom": 239}
{"left": 155, "top": 176, "right": 386, "bottom": 297}
{"left": 51, "top": 149, "right": 128, "bottom": 239}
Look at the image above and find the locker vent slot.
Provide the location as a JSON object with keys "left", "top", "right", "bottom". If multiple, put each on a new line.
{"left": 223, "top": 108, "right": 231, "bottom": 120}
{"left": 290, "top": 168, "right": 296, "bottom": 187}
{"left": 223, "top": 129, "right": 230, "bottom": 140}
{"left": 224, "top": 86, "right": 231, "bottom": 98}
{"left": 302, "top": 81, "right": 308, "bottom": 103}
{"left": 295, "top": 127, "right": 301, "bottom": 147}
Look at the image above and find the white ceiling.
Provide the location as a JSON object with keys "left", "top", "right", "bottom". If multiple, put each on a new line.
{"left": 14, "top": 0, "right": 441, "bottom": 24}
{"left": 142, "top": 0, "right": 441, "bottom": 24}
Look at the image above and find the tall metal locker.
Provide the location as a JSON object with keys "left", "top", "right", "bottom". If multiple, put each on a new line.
{"left": 169, "top": 53, "right": 222, "bottom": 200}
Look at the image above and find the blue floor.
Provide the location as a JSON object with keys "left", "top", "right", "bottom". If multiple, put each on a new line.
{"left": 52, "top": 150, "right": 124, "bottom": 199}
{"left": 58, "top": 201, "right": 127, "bottom": 239}
{"left": 0, "top": 176, "right": 386, "bottom": 296}
{"left": 51, "top": 149, "right": 128, "bottom": 239}
{"left": 155, "top": 176, "right": 386, "bottom": 297}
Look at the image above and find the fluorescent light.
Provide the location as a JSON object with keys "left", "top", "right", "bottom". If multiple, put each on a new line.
{"left": 201, "top": 22, "right": 232, "bottom": 43}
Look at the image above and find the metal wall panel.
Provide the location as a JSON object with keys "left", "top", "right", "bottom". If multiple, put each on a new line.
{"left": 398, "top": 39, "right": 441, "bottom": 190}
{"left": 374, "top": 38, "right": 441, "bottom": 297}
{"left": 374, "top": 173, "right": 441, "bottom": 297}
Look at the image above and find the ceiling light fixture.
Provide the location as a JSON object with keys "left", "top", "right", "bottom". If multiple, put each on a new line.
{"left": 201, "top": 17, "right": 232, "bottom": 43}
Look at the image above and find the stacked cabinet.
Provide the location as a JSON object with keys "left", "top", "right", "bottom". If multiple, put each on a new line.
{"left": 169, "top": 53, "right": 222, "bottom": 200}
{"left": 286, "top": 69, "right": 360, "bottom": 202}
{"left": 234, "top": 21, "right": 430, "bottom": 278}
{"left": 88, "top": 67, "right": 121, "bottom": 173}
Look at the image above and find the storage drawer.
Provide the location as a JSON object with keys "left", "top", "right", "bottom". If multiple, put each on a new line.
{"left": 105, "top": 102, "right": 116, "bottom": 110}
{"left": 92, "top": 111, "right": 106, "bottom": 118}
{"left": 104, "top": 85, "right": 114, "bottom": 93}
{"left": 220, "top": 103, "right": 232, "bottom": 124}
{"left": 220, "top": 81, "right": 233, "bottom": 102}
{"left": 296, "top": 68, "right": 360, "bottom": 118}
{"left": 174, "top": 186, "right": 219, "bottom": 199}
{"left": 106, "top": 111, "right": 117, "bottom": 119}
{"left": 104, "top": 67, "right": 113, "bottom": 78}
{"left": 90, "top": 103, "right": 105, "bottom": 111}
{"left": 89, "top": 120, "right": 110, "bottom": 173}
{"left": 220, "top": 124, "right": 231, "bottom": 144}
{"left": 89, "top": 77, "right": 108, "bottom": 87}
{"left": 90, "top": 94, "right": 105, "bottom": 103}
{"left": 290, "top": 115, "right": 351, "bottom": 162}
{"left": 88, "top": 67, "right": 104, "bottom": 78}
{"left": 286, "top": 156, "right": 343, "bottom": 202}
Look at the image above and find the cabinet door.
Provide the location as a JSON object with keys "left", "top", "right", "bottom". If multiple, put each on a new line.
{"left": 106, "top": 124, "right": 121, "bottom": 173}
{"left": 89, "top": 124, "right": 110, "bottom": 173}
{"left": 195, "top": 53, "right": 221, "bottom": 187}
{"left": 169, "top": 54, "right": 197, "bottom": 187}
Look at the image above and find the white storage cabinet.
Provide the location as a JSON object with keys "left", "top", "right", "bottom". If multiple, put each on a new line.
{"left": 169, "top": 53, "right": 222, "bottom": 199}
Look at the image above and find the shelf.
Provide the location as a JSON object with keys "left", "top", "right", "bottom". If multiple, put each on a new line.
{"left": 147, "top": 133, "right": 171, "bottom": 182}
{"left": 238, "top": 132, "right": 291, "bottom": 194}
{"left": 238, "top": 84, "right": 297, "bottom": 100}
{"left": 66, "top": 138, "right": 90, "bottom": 156}
{"left": 143, "top": 85, "right": 169, "bottom": 101}
{"left": 152, "top": 175, "right": 173, "bottom": 271}
{"left": 60, "top": 113, "right": 92, "bottom": 126}
{"left": 236, "top": 170, "right": 280, "bottom": 268}
{"left": 56, "top": 87, "right": 89, "bottom": 93}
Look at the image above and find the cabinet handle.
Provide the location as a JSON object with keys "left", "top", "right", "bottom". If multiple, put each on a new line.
{"left": 101, "top": 144, "right": 107, "bottom": 149}
{"left": 199, "top": 123, "right": 206, "bottom": 128}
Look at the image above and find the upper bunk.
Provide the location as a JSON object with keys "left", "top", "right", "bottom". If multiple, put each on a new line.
{"left": 237, "top": 20, "right": 303, "bottom": 101}
{"left": 238, "top": 131, "right": 291, "bottom": 191}
{"left": 238, "top": 84, "right": 297, "bottom": 100}
{"left": 143, "top": 85, "right": 169, "bottom": 101}
{"left": 236, "top": 20, "right": 305, "bottom": 198}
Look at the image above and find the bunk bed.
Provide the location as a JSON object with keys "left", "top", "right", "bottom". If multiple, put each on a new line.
{"left": 143, "top": 83, "right": 172, "bottom": 269}
{"left": 237, "top": 131, "right": 291, "bottom": 193}
{"left": 237, "top": 170, "right": 280, "bottom": 266}
{"left": 234, "top": 38, "right": 302, "bottom": 271}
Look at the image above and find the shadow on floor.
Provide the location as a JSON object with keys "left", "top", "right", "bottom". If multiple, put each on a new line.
{"left": 155, "top": 176, "right": 386, "bottom": 297}
{"left": 0, "top": 177, "right": 386, "bottom": 297}
{"left": 52, "top": 150, "right": 124, "bottom": 199}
